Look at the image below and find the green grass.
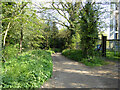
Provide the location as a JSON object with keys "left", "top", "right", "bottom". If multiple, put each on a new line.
{"left": 106, "top": 50, "right": 120, "bottom": 61}
{"left": 2, "top": 49, "right": 53, "bottom": 88}
{"left": 62, "top": 49, "right": 108, "bottom": 66}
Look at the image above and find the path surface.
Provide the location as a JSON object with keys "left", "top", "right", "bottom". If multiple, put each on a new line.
{"left": 42, "top": 53, "right": 119, "bottom": 88}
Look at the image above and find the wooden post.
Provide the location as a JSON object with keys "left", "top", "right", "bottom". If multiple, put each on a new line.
{"left": 118, "top": 1, "right": 120, "bottom": 58}
{"left": 102, "top": 35, "right": 107, "bottom": 57}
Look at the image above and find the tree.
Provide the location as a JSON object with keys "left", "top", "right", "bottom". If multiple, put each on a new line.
{"left": 36, "top": 1, "right": 81, "bottom": 48}
{"left": 49, "top": 22, "right": 59, "bottom": 48}
{"left": 2, "top": 1, "right": 45, "bottom": 52}
{"left": 79, "top": 1, "right": 100, "bottom": 58}
{"left": 2, "top": 2, "right": 29, "bottom": 48}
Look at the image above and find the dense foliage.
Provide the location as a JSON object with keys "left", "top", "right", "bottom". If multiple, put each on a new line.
{"left": 62, "top": 49, "right": 83, "bottom": 61}
{"left": 62, "top": 49, "right": 108, "bottom": 66}
{"left": 1, "top": 1, "right": 112, "bottom": 88}
{"left": 2, "top": 1, "right": 103, "bottom": 53}
{"left": 1, "top": 1, "right": 69, "bottom": 52}
{"left": 2, "top": 49, "right": 53, "bottom": 88}
{"left": 78, "top": 2, "right": 100, "bottom": 58}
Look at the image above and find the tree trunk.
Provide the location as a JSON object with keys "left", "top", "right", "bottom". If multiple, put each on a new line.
{"left": 20, "top": 29, "right": 23, "bottom": 53}
{"left": 46, "top": 36, "right": 48, "bottom": 49}
{"left": 3, "top": 22, "right": 11, "bottom": 48}
{"left": 118, "top": 1, "right": 120, "bottom": 53}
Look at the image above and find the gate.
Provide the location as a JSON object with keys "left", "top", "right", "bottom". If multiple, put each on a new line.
{"left": 101, "top": 35, "right": 120, "bottom": 58}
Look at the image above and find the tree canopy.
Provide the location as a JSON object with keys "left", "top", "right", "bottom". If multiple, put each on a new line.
{"left": 2, "top": 0, "right": 105, "bottom": 57}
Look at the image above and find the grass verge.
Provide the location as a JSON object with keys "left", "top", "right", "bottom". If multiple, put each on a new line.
{"left": 2, "top": 49, "right": 53, "bottom": 88}
{"left": 106, "top": 50, "right": 120, "bottom": 61}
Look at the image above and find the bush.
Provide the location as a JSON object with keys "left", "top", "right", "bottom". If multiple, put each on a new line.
{"left": 54, "top": 48, "right": 61, "bottom": 52}
{"left": 2, "top": 50, "right": 53, "bottom": 88}
{"left": 62, "top": 49, "right": 83, "bottom": 61}
{"left": 3, "top": 45, "right": 19, "bottom": 60}
{"left": 81, "top": 56, "right": 108, "bottom": 66}
{"left": 51, "top": 48, "right": 61, "bottom": 53}
{"left": 45, "top": 49, "right": 55, "bottom": 55}
{"left": 62, "top": 49, "right": 108, "bottom": 66}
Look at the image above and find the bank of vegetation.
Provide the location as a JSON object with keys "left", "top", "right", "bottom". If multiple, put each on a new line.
{"left": 1, "top": 1, "right": 112, "bottom": 88}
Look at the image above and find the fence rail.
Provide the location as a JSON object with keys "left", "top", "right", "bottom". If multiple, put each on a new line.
{"left": 107, "top": 39, "right": 120, "bottom": 41}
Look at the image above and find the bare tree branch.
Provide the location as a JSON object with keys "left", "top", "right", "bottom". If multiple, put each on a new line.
{"left": 52, "top": 2, "right": 72, "bottom": 25}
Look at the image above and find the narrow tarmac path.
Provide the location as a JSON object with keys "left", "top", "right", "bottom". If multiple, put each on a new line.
{"left": 42, "top": 53, "right": 119, "bottom": 88}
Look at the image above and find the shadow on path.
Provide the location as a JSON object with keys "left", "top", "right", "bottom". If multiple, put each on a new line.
{"left": 42, "top": 53, "right": 119, "bottom": 88}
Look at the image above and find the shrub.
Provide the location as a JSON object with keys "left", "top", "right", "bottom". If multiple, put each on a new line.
{"left": 2, "top": 50, "right": 53, "bottom": 88}
{"left": 51, "top": 48, "right": 61, "bottom": 53}
{"left": 62, "top": 49, "right": 83, "bottom": 61}
{"left": 62, "top": 49, "right": 108, "bottom": 66}
{"left": 3, "top": 45, "right": 19, "bottom": 60}
{"left": 45, "top": 49, "right": 55, "bottom": 55}
{"left": 54, "top": 48, "right": 61, "bottom": 52}
{"left": 81, "top": 56, "right": 108, "bottom": 66}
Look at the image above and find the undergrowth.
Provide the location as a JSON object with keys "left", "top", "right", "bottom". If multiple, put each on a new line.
{"left": 62, "top": 49, "right": 108, "bottom": 66}
{"left": 2, "top": 49, "right": 53, "bottom": 88}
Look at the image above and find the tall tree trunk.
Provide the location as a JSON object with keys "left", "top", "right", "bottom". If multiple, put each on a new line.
{"left": 3, "top": 22, "right": 11, "bottom": 48}
{"left": 118, "top": 1, "right": 120, "bottom": 53}
{"left": 20, "top": 29, "right": 23, "bottom": 53}
{"left": 46, "top": 36, "right": 48, "bottom": 49}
